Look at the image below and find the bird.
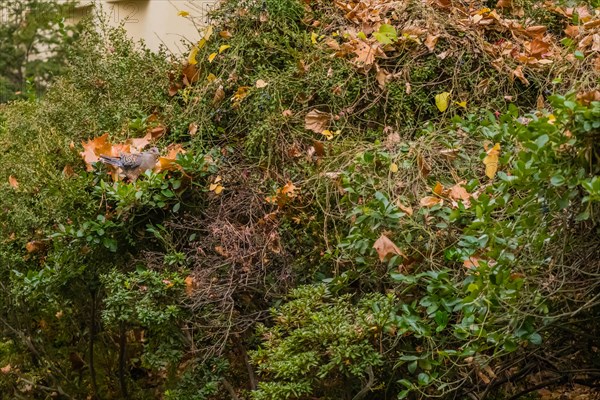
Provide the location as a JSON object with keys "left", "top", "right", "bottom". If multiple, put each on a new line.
{"left": 99, "top": 147, "right": 160, "bottom": 181}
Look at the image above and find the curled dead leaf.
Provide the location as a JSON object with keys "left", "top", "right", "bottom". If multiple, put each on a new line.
{"left": 305, "top": 110, "right": 331, "bottom": 133}
{"left": 373, "top": 234, "right": 406, "bottom": 262}
{"left": 420, "top": 196, "right": 443, "bottom": 208}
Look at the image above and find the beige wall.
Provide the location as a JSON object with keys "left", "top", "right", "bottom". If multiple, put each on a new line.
{"left": 72, "top": 0, "right": 218, "bottom": 53}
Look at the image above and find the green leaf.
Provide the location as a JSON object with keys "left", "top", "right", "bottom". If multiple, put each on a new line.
{"left": 373, "top": 24, "right": 397, "bottom": 45}
{"left": 408, "top": 360, "right": 418, "bottom": 373}
{"left": 529, "top": 332, "right": 542, "bottom": 345}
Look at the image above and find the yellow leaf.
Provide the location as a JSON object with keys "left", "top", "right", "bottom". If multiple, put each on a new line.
{"left": 389, "top": 163, "right": 398, "bottom": 173}
{"left": 218, "top": 44, "right": 231, "bottom": 54}
{"left": 203, "top": 25, "right": 214, "bottom": 41}
{"left": 435, "top": 92, "right": 451, "bottom": 112}
{"left": 185, "top": 276, "right": 195, "bottom": 296}
{"left": 321, "top": 130, "right": 334, "bottom": 140}
{"left": 311, "top": 32, "right": 318, "bottom": 44}
{"left": 197, "top": 38, "right": 206, "bottom": 50}
{"left": 178, "top": 10, "right": 189, "bottom": 17}
{"left": 455, "top": 101, "right": 467, "bottom": 108}
{"left": 483, "top": 143, "right": 501, "bottom": 179}
{"left": 208, "top": 52, "right": 217, "bottom": 63}
{"left": 206, "top": 73, "right": 217, "bottom": 82}
{"left": 188, "top": 46, "right": 199, "bottom": 65}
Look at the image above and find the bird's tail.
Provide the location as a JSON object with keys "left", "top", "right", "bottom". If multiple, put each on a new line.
{"left": 98, "top": 155, "right": 122, "bottom": 167}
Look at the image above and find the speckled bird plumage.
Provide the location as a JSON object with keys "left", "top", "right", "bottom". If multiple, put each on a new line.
{"left": 99, "top": 147, "right": 160, "bottom": 181}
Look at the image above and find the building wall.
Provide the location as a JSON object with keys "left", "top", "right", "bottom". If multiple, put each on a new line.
{"left": 71, "top": 0, "right": 217, "bottom": 53}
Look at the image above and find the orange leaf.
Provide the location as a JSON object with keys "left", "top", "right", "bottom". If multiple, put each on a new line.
{"left": 529, "top": 39, "right": 550, "bottom": 57}
{"left": 8, "top": 175, "right": 19, "bottom": 189}
{"left": 155, "top": 144, "right": 185, "bottom": 172}
{"left": 185, "top": 276, "right": 195, "bottom": 296}
{"left": 26, "top": 240, "right": 45, "bottom": 254}
{"left": 397, "top": 202, "right": 414, "bottom": 216}
{"left": 373, "top": 234, "right": 406, "bottom": 262}
{"left": 420, "top": 196, "right": 443, "bottom": 207}
{"left": 80, "top": 133, "right": 113, "bottom": 171}
{"left": 433, "top": 181, "right": 444, "bottom": 195}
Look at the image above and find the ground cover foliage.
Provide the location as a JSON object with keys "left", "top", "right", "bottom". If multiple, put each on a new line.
{"left": 0, "top": 0, "right": 599, "bottom": 399}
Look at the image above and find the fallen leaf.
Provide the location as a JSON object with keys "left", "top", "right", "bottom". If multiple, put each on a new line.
{"left": 373, "top": 234, "right": 405, "bottom": 262}
{"left": 512, "top": 66, "right": 529, "bottom": 85}
{"left": 26, "top": 240, "right": 45, "bottom": 253}
{"left": 218, "top": 44, "right": 231, "bottom": 54}
{"left": 155, "top": 144, "right": 185, "bottom": 172}
{"left": 564, "top": 25, "right": 580, "bottom": 38}
{"left": 455, "top": 101, "right": 467, "bottom": 108}
{"left": 390, "top": 163, "right": 399, "bottom": 173}
{"left": 178, "top": 10, "right": 189, "bottom": 17}
{"left": 397, "top": 202, "right": 413, "bottom": 216}
{"left": 417, "top": 153, "right": 431, "bottom": 177}
{"left": 420, "top": 196, "right": 443, "bottom": 207}
{"left": 496, "top": 0, "right": 512, "bottom": 8}
{"left": 282, "top": 109, "right": 293, "bottom": 117}
{"left": 188, "top": 122, "right": 198, "bottom": 136}
{"left": 483, "top": 143, "right": 501, "bottom": 179}
{"left": 208, "top": 52, "right": 217, "bottom": 63}
{"left": 425, "top": 34, "right": 440, "bottom": 52}
{"left": 8, "top": 175, "right": 19, "bottom": 189}
{"left": 255, "top": 79, "right": 268, "bottom": 88}
{"left": 305, "top": 110, "right": 331, "bottom": 133}
{"left": 449, "top": 184, "right": 471, "bottom": 201}
{"left": 62, "top": 165, "right": 75, "bottom": 178}
{"left": 188, "top": 45, "right": 199, "bottom": 65}
{"left": 231, "top": 86, "right": 251, "bottom": 106}
{"left": 80, "top": 133, "right": 114, "bottom": 171}
{"left": 0, "top": 364, "right": 11, "bottom": 374}
{"left": 311, "top": 32, "right": 318, "bottom": 44}
{"left": 529, "top": 39, "right": 550, "bottom": 57}
{"left": 185, "top": 276, "right": 194, "bottom": 296}
{"left": 182, "top": 63, "right": 199, "bottom": 85}
{"left": 376, "top": 68, "right": 390, "bottom": 88}
{"left": 464, "top": 256, "right": 480, "bottom": 269}
{"left": 213, "top": 85, "right": 225, "bottom": 105}
{"left": 433, "top": 181, "right": 444, "bottom": 195}
{"left": 435, "top": 92, "right": 451, "bottom": 112}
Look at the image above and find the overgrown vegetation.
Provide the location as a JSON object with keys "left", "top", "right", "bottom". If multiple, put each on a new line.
{"left": 0, "top": 0, "right": 599, "bottom": 399}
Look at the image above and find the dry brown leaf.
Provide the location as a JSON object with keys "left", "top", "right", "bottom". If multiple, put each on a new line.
{"left": 564, "top": 25, "right": 580, "bottom": 38}
{"left": 373, "top": 234, "right": 406, "bottom": 262}
{"left": 417, "top": 153, "right": 431, "bottom": 177}
{"left": 576, "top": 90, "right": 600, "bottom": 105}
{"left": 305, "top": 110, "right": 331, "bottom": 133}
{"left": 255, "top": 79, "right": 268, "bottom": 88}
{"left": 512, "top": 66, "right": 529, "bottom": 85}
{"left": 433, "top": 181, "right": 444, "bottom": 195}
{"left": 536, "top": 94, "right": 545, "bottom": 110}
{"left": 376, "top": 68, "right": 390, "bottom": 88}
{"left": 424, "top": 34, "right": 440, "bottom": 52}
{"left": 0, "top": 364, "right": 11, "bottom": 374}
{"left": 496, "top": 0, "right": 512, "bottom": 7}
{"left": 397, "top": 202, "right": 414, "bottom": 216}
{"left": 219, "top": 30, "right": 232, "bottom": 39}
{"left": 62, "top": 165, "right": 75, "bottom": 178}
{"left": 464, "top": 256, "right": 480, "bottom": 269}
{"left": 449, "top": 184, "right": 470, "bottom": 201}
{"left": 213, "top": 85, "right": 225, "bottom": 105}
{"left": 8, "top": 175, "right": 19, "bottom": 189}
{"left": 282, "top": 109, "right": 293, "bottom": 117}
{"left": 529, "top": 39, "right": 551, "bottom": 57}
{"left": 420, "top": 196, "right": 443, "bottom": 207}
{"left": 182, "top": 63, "right": 199, "bottom": 86}
{"left": 188, "top": 122, "right": 198, "bottom": 136}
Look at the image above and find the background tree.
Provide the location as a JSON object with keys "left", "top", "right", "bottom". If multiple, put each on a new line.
{"left": 0, "top": 0, "right": 81, "bottom": 102}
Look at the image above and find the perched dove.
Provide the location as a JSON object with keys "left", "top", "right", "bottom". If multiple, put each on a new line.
{"left": 99, "top": 147, "right": 160, "bottom": 181}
